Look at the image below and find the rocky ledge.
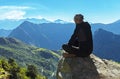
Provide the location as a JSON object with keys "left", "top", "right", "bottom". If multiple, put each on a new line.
{"left": 56, "top": 54, "right": 120, "bottom": 79}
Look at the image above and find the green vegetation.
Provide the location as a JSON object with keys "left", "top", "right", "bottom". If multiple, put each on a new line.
{"left": 0, "top": 37, "right": 60, "bottom": 79}
{"left": 0, "top": 58, "right": 46, "bottom": 79}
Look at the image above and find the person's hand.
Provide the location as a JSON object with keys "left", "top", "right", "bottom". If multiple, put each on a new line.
{"left": 62, "top": 53, "right": 76, "bottom": 58}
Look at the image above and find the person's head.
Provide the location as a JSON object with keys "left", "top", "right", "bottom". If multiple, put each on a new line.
{"left": 74, "top": 14, "right": 84, "bottom": 24}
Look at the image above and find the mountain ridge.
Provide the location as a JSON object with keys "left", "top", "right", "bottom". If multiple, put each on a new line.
{"left": 93, "top": 28, "right": 120, "bottom": 62}
{"left": 0, "top": 18, "right": 120, "bottom": 30}
{"left": 0, "top": 18, "right": 72, "bottom": 30}
{"left": 0, "top": 29, "right": 12, "bottom": 37}
{"left": 0, "top": 37, "right": 60, "bottom": 79}
{"left": 8, "top": 21, "right": 74, "bottom": 49}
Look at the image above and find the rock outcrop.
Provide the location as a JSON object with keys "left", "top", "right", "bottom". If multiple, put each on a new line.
{"left": 56, "top": 54, "right": 120, "bottom": 79}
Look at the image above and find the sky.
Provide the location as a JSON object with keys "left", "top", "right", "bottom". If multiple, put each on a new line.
{"left": 0, "top": 0, "right": 120, "bottom": 23}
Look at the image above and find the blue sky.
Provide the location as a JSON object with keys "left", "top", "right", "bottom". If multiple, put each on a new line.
{"left": 0, "top": 0, "right": 120, "bottom": 23}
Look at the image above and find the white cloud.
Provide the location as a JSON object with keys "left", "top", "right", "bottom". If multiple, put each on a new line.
{"left": 0, "top": 10, "right": 26, "bottom": 20}
{"left": 0, "top": 6, "right": 32, "bottom": 10}
{"left": 0, "top": 5, "right": 51, "bottom": 20}
{"left": 0, "top": 6, "right": 31, "bottom": 20}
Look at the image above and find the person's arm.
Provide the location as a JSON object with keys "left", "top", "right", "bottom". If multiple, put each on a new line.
{"left": 68, "top": 27, "right": 78, "bottom": 45}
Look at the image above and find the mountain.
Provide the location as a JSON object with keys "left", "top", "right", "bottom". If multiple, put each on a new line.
{"left": 0, "top": 18, "right": 51, "bottom": 30}
{"left": 25, "top": 18, "right": 51, "bottom": 23}
{"left": 8, "top": 21, "right": 74, "bottom": 49}
{"left": 1, "top": 18, "right": 120, "bottom": 34}
{"left": 105, "top": 20, "right": 120, "bottom": 34}
{"left": 8, "top": 21, "right": 54, "bottom": 49}
{"left": 0, "top": 18, "right": 72, "bottom": 30}
{"left": 8, "top": 20, "right": 120, "bottom": 49}
{"left": 0, "top": 37, "right": 60, "bottom": 79}
{"left": 0, "top": 29, "right": 12, "bottom": 37}
{"left": 91, "top": 19, "right": 120, "bottom": 34}
{"left": 93, "top": 28, "right": 120, "bottom": 62}
{"left": 91, "top": 23, "right": 106, "bottom": 34}
{"left": 54, "top": 19, "right": 70, "bottom": 24}
{"left": 57, "top": 54, "right": 120, "bottom": 79}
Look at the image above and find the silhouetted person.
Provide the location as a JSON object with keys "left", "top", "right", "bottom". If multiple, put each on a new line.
{"left": 62, "top": 14, "right": 93, "bottom": 57}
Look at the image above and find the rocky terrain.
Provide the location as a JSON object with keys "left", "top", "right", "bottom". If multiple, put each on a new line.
{"left": 57, "top": 54, "right": 120, "bottom": 79}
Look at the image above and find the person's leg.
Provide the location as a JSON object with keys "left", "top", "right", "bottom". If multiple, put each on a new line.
{"left": 72, "top": 40, "right": 79, "bottom": 47}
{"left": 62, "top": 44, "right": 73, "bottom": 53}
{"left": 76, "top": 49, "right": 91, "bottom": 57}
{"left": 62, "top": 44, "right": 91, "bottom": 57}
{"left": 62, "top": 44, "right": 79, "bottom": 54}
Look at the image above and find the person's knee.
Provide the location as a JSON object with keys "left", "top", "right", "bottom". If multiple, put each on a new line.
{"left": 62, "top": 44, "right": 68, "bottom": 49}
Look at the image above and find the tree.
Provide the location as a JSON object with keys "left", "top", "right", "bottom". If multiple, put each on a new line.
{"left": 8, "top": 58, "right": 18, "bottom": 68}
{"left": 8, "top": 58, "right": 20, "bottom": 79}
{"left": 26, "top": 65, "right": 38, "bottom": 79}
{"left": 1, "top": 58, "right": 10, "bottom": 71}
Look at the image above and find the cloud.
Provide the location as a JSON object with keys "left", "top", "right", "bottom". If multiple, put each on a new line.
{"left": 0, "top": 6, "right": 32, "bottom": 10}
{"left": 0, "top": 10, "right": 26, "bottom": 19}
{"left": 0, "top": 5, "right": 49, "bottom": 20}
{"left": 0, "top": 6, "right": 31, "bottom": 20}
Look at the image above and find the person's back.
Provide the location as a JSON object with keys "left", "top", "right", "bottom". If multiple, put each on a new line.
{"left": 77, "top": 22, "right": 93, "bottom": 52}
{"left": 62, "top": 14, "right": 93, "bottom": 57}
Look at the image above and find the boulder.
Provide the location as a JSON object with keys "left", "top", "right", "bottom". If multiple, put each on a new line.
{"left": 56, "top": 54, "right": 120, "bottom": 79}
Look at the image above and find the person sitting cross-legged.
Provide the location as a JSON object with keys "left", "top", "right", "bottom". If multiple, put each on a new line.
{"left": 62, "top": 14, "right": 93, "bottom": 58}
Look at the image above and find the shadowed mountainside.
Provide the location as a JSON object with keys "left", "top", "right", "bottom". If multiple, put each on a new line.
{"left": 93, "top": 28, "right": 120, "bottom": 62}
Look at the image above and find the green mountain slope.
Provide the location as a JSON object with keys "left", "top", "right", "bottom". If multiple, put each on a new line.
{"left": 0, "top": 58, "right": 46, "bottom": 79}
{"left": 0, "top": 37, "right": 60, "bottom": 79}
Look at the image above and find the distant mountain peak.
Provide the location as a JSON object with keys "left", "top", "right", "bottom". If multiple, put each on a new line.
{"left": 18, "top": 21, "right": 37, "bottom": 28}
{"left": 95, "top": 28, "right": 113, "bottom": 35}
{"left": 54, "top": 19, "right": 69, "bottom": 24}
{"left": 22, "top": 21, "right": 33, "bottom": 24}
{"left": 25, "top": 18, "right": 51, "bottom": 23}
{"left": 0, "top": 29, "right": 12, "bottom": 37}
{"left": 113, "top": 19, "right": 120, "bottom": 24}
{"left": 40, "top": 18, "right": 48, "bottom": 21}
{"left": 94, "top": 28, "right": 115, "bottom": 41}
{"left": 54, "top": 19, "right": 63, "bottom": 21}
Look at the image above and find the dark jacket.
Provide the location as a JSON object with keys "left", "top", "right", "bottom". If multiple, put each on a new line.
{"left": 68, "top": 22, "right": 93, "bottom": 53}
